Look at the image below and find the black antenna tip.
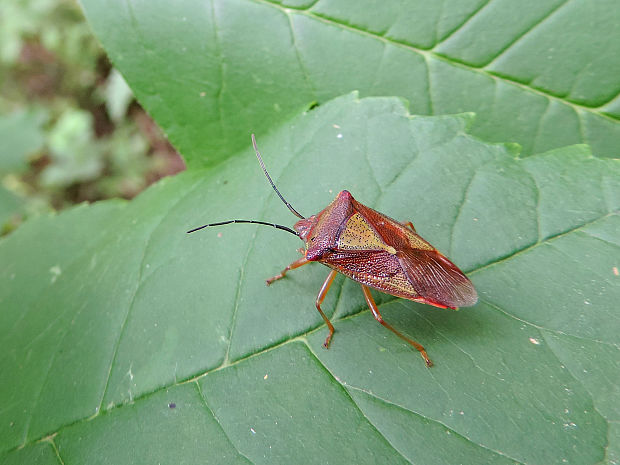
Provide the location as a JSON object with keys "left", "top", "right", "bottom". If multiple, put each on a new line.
{"left": 251, "top": 134, "right": 305, "bottom": 220}
{"left": 185, "top": 219, "right": 299, "bottom": 237}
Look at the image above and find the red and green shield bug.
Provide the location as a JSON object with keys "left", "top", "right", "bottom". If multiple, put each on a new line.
{"left": 188, "top": 135, "right": 478, "bottom": 366}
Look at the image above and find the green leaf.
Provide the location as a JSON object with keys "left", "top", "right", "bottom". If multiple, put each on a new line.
{"left": 80, "top": 0, "right": 620, "bottom": 166}
{"left": 0, "top": 109, "right": 46, "bottom": 174}
{"left": 1, "top": 94, "right": 619, "bottom": 464}
{"left": 0, "top": 184, "right": 23, "bottom": 233}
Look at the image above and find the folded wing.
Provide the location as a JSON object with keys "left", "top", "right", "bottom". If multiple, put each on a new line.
{"left": 399, "top": 248, "right": 478, "bottom": 309}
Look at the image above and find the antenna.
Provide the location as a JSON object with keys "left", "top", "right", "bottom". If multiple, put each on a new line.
{"left": 251, "top": 134, "right": 305, "bottom": 219}
{"left": 186, "top": 135, "right": 306, "bottom": 237}
{"left": 187, "top": 220, "right": 298, "bottom": 236}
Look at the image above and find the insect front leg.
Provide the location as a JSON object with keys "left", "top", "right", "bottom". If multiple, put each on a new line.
{"left": 315, "top": 270, "right": 338, "bottom": 348}
{"left": 360, "top": 285, "right": 433, "bottom": 367}
{"left": 266, "top": 256, "right": 309, "bottom": 286}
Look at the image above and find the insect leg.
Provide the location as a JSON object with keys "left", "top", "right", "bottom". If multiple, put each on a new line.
{"left": 360, "top": 285, "right": 433, "bottom": 367}
{"left": 316, "top": 270, "right": 338, "bottom": 348}
{"left": 402, "top": 221, "right": 417, "bottom": 233}
{"left": 266, "top": 256, "right": 309, "bottom": 285}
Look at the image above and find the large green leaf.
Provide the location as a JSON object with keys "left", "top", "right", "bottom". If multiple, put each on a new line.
{"left": 80, "top": 0, "right": 620, "bottom": 165}
{"left": 1, "top": 94, "right": 619, "bottom": 464}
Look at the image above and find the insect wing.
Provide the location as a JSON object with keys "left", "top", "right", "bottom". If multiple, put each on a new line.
{"left": 398, "top": 247, "right": 478, "bottom": 309}
{"left": 322, "top": 248, "right": 421, "bottom": 299}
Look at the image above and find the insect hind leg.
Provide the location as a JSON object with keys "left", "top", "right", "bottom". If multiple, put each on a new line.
{"left": 402, "top": 221, "right": 417, "bottom": 233}
{"left": 316, "top": 270, "right": 337, "bottom": 348}
{"left": 360, "top": 285, "right": 433, "bottom": 367}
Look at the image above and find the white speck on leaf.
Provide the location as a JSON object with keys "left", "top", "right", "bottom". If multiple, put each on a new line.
{"left": 529, "top": 337, "right": 541, "bottom": 345}
{"left": 250, "top": 427, "right": 256, "bottom": 434}
{"left": 49, "top": 266, "right": 61, "bottom": 283}
{"left": 337, "top": 133, "right": 343, "bottom": 139}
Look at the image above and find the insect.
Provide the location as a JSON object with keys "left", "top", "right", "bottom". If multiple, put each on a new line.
{"left": 188, "top": 135, "right": 478, "bottom": 366}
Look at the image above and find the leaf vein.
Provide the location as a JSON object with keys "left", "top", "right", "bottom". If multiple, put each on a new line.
{"left": 98, "top": 177, "right": 204, "bottom": 411}
{"left": 49, "top": 438, "right": 65, "bottom": 465}
{"left": 433, "top": 0, "right": 493, "bottom": 46}
{"left": 538, "top": 330, "right": 610, "bottom": 462}
{"left": 194, "top": 381, "right": 253, "bottom": 464}
{"left": 342, "top": 385, "right": 526, "bottom": 465}
{"left": 481, "top": 298, "right": 618, "bottom": 349}
{"left": 424, "top": 55, "right": 434, "bottom": 114}
{"left": 301, "top": 342, "right": 414, "bottom": 465}
{"left": 21, "top": 301, "right": 89, "bottom": 446}
{"left": 482, "top": 0, "right": 570, "bottom": 69}
{"left": 285, "top": 12, "right": 317, "bottom": 99}
{"left": 449, "top": 171, "right": 477, "bottom": 257}
{"left": 469, "top": 212, "right": 618, "bottom": 276}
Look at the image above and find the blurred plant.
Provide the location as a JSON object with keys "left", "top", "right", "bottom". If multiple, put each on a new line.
{"left": 0, "top": 0, "right": 184, "bottom": 235}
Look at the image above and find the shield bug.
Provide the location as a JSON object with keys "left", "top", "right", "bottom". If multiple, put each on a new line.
{"left": 188, "top": 135, "right": 478, "bottom": 366}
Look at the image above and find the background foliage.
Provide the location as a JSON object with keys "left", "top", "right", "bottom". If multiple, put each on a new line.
{"left": 1, "top": 1, "right": 619, "bottom": 464}
{"left": 0, "top": 0, "right": 183, "bottom": 234}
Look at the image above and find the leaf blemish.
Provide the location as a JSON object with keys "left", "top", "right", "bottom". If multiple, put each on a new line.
{"left": 49, "top": 265, "right": 61, "bottom": 283}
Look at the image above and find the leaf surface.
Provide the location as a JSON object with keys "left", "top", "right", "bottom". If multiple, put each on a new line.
{"left": 1, "top": 95, "right": 618, "bottom": 464}
{"left": 79, "top": 0, "right": 620, "bottom": 165}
